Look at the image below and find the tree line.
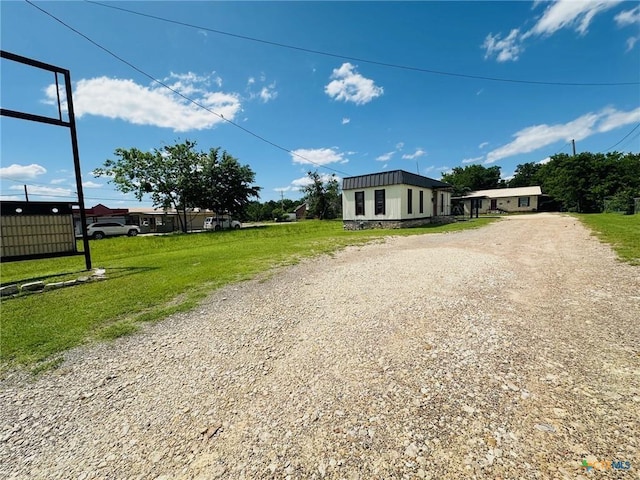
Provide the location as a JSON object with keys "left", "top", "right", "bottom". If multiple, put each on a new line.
{"left": 441, "top": 151, "right": 639, "bottom": 213}
{"left": 95, "top": 140, "right": 342, "bottom": 231}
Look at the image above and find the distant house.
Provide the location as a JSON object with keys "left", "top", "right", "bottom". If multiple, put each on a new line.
{"left": 294, "top": 202, "right": 307, "bottom": 220}
{"left": 342, "top": 170, "right": 453, "bottom": 229}
{"left": 454, "top": 186, "right": 543, "bottom": 216}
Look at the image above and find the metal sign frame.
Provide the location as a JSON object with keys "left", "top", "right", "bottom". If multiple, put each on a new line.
{"left": 1, "top": 50, "right": 91, "bottom": 269}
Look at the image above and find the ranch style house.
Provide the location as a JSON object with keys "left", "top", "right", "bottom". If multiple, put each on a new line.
{"left": 454, "top": 186, "right": 543, "bottom": 216}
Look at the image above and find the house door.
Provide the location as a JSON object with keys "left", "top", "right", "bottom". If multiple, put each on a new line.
{"left": 490, "top": 199, "right": 497, "bottom": 210}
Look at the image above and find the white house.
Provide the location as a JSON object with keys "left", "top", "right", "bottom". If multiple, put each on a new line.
{"left": 342, "top": 170, "right": 453, "bottom": 229}
{"left": 454, "top": 186, "right": 543, "bottom": 216}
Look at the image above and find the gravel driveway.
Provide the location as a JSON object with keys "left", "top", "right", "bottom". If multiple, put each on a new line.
{"left": 2, "top": 213, "right": 638, "bottom": 479}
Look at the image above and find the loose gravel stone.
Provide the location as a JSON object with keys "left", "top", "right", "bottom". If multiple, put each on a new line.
{"left": 1, "top": 214, "right": 638, "bottom": 479}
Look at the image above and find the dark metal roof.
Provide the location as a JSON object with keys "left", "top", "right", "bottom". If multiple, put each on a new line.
{"left": 342, "top": 170, "right": 452, "bottom": 190}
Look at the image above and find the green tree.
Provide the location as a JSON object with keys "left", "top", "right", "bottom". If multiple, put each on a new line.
{"left": 95, "top": 140, "right": 261, "bottom": 232}
{"left": 195, "top": 148, "right": 261, "bottom": 218}
{"left": 302, "top": 171, "right": 341, "bottom": 219}
{"left": 537, "top": 151, "right": 640, "bottom": 212}
{"left": 95, "top": 140, "right": 202, "bottom": 233}
{"left": 509, "top": 162, "right": 543, "bottom": 188}
{"left": 441, "top": 164, "right": 502, "bottom": 196}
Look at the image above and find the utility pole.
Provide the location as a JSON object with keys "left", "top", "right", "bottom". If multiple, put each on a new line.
{"left": 572, "top": 139, "right": 576, "bottom": 156}
{"left": 280, "top": 190, "right": 284, "bottom": 211}
{"left": 24, "top": 184, "right": 29, "bottom": 202}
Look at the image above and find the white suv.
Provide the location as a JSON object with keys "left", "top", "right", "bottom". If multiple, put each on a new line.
{"left": 203, "top": 217, "right": 241, "bottom": 231}
{"left": 86, "top": 222, "right": 140, "bottom": 239}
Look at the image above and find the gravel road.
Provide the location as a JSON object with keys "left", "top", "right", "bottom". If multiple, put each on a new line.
{"left": 1, "top": 213, "right": 638, "bottom": 479}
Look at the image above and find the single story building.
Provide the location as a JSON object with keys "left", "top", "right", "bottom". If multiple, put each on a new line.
{"left": 454, "top": 186, "right": 543, "bottom": 216}
{"left": 342, "top": 170, "right": 453, "bottom": 229}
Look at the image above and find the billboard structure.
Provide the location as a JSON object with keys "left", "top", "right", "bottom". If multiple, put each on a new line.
{"left": 0, "top": 50, "right": 91, "bottom": 269}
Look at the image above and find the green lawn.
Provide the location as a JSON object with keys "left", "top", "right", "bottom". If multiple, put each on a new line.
{"left": 576, "top": 213, "right": 640, "bottom": 265}
{"left": 0, "top": 218, "right": 496, "bottom": 370}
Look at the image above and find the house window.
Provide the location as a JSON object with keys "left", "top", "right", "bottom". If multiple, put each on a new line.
{"left": 355, "top": 191, "right": 365, "bottom": 215}
{"left": 407, "top": 189, "right": 413, "bottom": 214}
{"left": 374, "top": 189, "right": 385, "bottom": 215}
{"left": 518, "top": 197, "right": 530, "bottom": 207}
{"left": 419, "top": 191, "right": 424, "bottom": 214}
{"left": 477, "top": 199, "right": 482, "bottom": 209}
{"left": 440, "top": 193, "right": 444, "bottom": 214}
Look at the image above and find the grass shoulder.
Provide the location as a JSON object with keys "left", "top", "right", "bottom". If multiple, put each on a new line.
{"left": 1, "top": 217, "right": 496, "bottom": 371}
{"left": 575, "top": 213, "right": 639, "bottom": 265}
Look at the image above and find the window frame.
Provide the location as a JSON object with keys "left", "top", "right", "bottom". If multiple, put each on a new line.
{"left": 407, "top": 188, "right": 413, "bottom": 214}
{"left": 374, "top": 189, "right": 386, "bottom": 215}
{"left": 355, "top": 191, "right": 365, "bottom": 216}
{"left": 518, "top": 196, "right": 530, "bottom": 208}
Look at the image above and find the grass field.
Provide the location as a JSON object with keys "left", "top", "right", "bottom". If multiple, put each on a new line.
{"left": 1, "top": 218, "right": 496, "bottom": 370}
{"left": 576, "top": 213, "right": 640, "bottom": 265}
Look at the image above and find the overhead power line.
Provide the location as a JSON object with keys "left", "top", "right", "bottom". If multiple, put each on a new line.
{"left": 600, "top": 123, "right": 640, "bottom": 152}
{"left": 86, "top": 0, "right": 639, "bottom": 87}
{"left": 24, "top": 0, "right": 352, "bottom": 178}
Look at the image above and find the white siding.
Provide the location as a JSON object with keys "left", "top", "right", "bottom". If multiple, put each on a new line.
{"left": 343, "top": 184, "right": 445, "bottom": 220}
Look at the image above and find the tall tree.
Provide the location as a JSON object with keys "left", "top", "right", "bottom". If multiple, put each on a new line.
{"left": 441, "top": 164, "right": 502, "bottom": 196}
{"left": 509, "top": 162, "right": 543, "bottom": 188}
{"left": 95, "top": 140, "right": 261, "bottom": 232}
{"left": 95, "top": 140, "right": 202, "bottom": 233}
{"left": 302, "top": 171, "right": 341, "bottom": 219}
{"left": 537, "top": 151, "right": 640, "bottom": 212}
{"left": 195, "top": 148, "right": 261, "bottom": 217}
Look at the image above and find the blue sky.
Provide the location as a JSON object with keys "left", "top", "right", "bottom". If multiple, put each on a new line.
{"left": 1, "top": 1, "right": 639, "bottom": 207}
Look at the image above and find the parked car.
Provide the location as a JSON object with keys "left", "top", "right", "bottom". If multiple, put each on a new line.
{"left": 86, "top": 222, "right": 140, "bottom": 239}
{"left": 203, "top": 216, "right": 241, "bottom": 231}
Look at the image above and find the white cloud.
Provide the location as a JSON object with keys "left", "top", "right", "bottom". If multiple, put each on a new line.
{"left": 597, "top": 106, "right": 640, "bottom": 132}
{"left": 485, "top": 112, "right": 599, "bottom": 163}
{"left": 626, "top": 35, "right": 640, "bottom": 51}
{"left": 462, "top": 156, "right": 484, "bottom": 164}
{"left": 259, "top": 83, "right": 278, "bottom": 103}
{"left": 396, "top": 142, "right": 404, "bottom": 150}
{"left": 44, "top": 74, "right": 241, "bottom": 132}
{"left": 0, "top": 163, "right": 47, "bottom": 180}
{"left": 324, "top": 63, "right": 383, "bottom": 105}
{"left": 11, "top": 184, "right": 73, "bottom": 199}
{"left": 164, "top": 71, "right": 222, "bottom": 94}
{"left": 342, "top": 118, "right": 351, "bottom": 125}
{"left": 478, "top": 141, "right": 489, "bottom": 149}
{"left": 50, "top": 178, "right": 67, "bottom": 185}
{"left": 485, "top": 106, "right": 640, "bottom": 163}
{"left": 530, "top": 0, "right": 621, "bottom": 37}
{"left": 402, "top": 148, "right": 426, "bottom": 160}
{"left": 538, "top": 157, "right": 552, "bottom": 164}
{"left": 615, "top": 5, "right": 640, "bottom": 26}
{"left": 274, "top": 186, "right": 292, "bottom": 192}
{"left": 376, "top": 151, "right": 395, "bottom": 162}
{"left": 290, "top": 173, "right": 340, "bottom": 189}
{"left": 482, "top": 29, "right": 523, "bottom": 62}
{"left": 483, "top": 1, "right": 623, "bottom": 62}
{"left": 290, "top": 147, "right": 347, "bottom": 166}
{"left": 82, "top": 181, "right": 102, "bottom": 188}
{"left": 246, "top": 76, "right": 278, "bottom": 103}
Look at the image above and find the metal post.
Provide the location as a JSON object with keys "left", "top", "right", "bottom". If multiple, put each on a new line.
{"left": 64, "top": 70, "right": 92, "bottom": 270}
